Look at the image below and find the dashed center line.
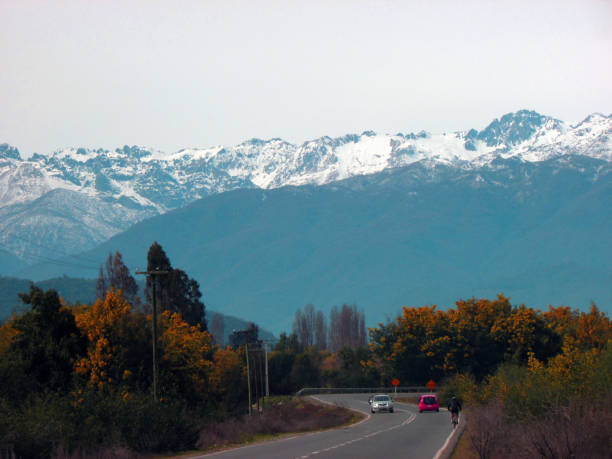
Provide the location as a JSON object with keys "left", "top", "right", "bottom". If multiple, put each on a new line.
{"left": 296, "top": 412, "right": 417, "bottom": 459}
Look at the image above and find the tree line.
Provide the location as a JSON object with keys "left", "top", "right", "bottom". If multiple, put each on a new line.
{"left": 292, "top": 303, "right": 366, "bottom": 352}
{"left": 367, "top": 295, "right": 610, "bottom": 384}
{"left": 267, "top": 296, "right": 610, "bottom": 396}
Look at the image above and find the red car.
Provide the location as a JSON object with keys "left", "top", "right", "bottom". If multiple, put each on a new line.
{"left": 418, "top": 394, "right": 440, "bottom": 413}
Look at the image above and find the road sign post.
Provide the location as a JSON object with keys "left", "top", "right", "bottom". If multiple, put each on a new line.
{"left": 392, "top": 378, "right": 400, "bottom": 394}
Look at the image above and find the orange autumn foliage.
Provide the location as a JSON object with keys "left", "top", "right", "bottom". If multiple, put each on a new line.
{"left": 74, "top": 289, "right": 133, "bottom": 389}
{"left": 157, "top": 310, "right": 216, "bottom": 402}
{"left": 0, "top": 319, "right": 19, "bottom": 354}
{"left": 369, "top": 295, "right": 610, "bottom": 383}
{"left": 208, "top": 346, "right": 243, "bottom": 399}
{"left": 575, "top": 304, "right": 612, "bottom": 351}
{"left": 73, "top": 287, "right": 246, "bottom": 406}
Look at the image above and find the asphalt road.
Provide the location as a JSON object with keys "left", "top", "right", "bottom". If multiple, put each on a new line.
{"left": 191, "top": 393, "right": 453, "bottom": 459}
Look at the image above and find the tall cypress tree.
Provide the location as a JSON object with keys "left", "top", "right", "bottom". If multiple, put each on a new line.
{"left": 145, "top": 242, "right": 206, "bottom": 329}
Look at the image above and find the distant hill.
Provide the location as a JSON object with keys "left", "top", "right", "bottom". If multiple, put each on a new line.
{"left": 16, "top": 155, "right": 611, "bottom": 334}
{"left": 0, "top": 276, "right": 98, "bottom": 320}
{"left": 0, "top": 277, "right": 33, "bottom": 319}
{"left": 0, "top": 276, "right": 275, "bottom": 342}
{"left": 0, "top": 249, "right": 27, "bottom": 275}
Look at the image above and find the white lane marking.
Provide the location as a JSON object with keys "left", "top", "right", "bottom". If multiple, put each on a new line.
{"left": 192, "top": 396, "right": 404, "bottom": 458}
{"left": 297, "top": 411, "right": 417, "bottom": 458}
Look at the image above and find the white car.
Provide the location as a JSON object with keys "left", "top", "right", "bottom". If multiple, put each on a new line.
{"left": 369, "top": 394, "right": 394, "bottom": 413}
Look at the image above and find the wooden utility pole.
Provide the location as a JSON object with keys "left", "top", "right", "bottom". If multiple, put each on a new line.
{"left": 233, "top": 329, "right": 253, "bottom": 415}
{"left": 264, "top": 340, "right": 269, "bottom": 398}
{"left": 136, "top": 268, "right": 168, "bottom": 402}
{"left": 245, "top": 342, "right": 252, "bottom": 415}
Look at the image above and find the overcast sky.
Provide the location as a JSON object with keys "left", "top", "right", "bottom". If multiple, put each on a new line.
{"left": 1, "top": 0, "right": 611, "bottom": 157}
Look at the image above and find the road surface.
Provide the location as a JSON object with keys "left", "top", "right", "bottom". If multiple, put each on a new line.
{"left": 191, "top": 393, "right": 453, "bottom": 459}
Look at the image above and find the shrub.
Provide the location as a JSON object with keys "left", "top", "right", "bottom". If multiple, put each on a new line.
{"left": 0, "top": 390, "right": 200, "bottom": 457}
{"left": 437, "top": 372, "right": 478, "bottom": 407}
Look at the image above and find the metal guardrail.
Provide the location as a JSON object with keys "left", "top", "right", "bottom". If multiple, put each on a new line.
{"left": 296, "top": 386, "right": 430, "bottom": 396}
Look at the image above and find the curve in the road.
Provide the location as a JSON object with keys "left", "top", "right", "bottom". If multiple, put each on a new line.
{"left": 189, "top": 393, "right": 454, "bottom": 459}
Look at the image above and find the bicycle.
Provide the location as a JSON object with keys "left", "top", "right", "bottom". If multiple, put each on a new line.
{"left": 450, "top": 411, "right": 459, "bottom": 429}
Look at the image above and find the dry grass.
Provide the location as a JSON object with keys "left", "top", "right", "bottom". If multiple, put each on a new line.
{"left": 450, "top": 422, "right": 478, "bottom": 459}
{"left": 452, "top": 393, "right": 612, "bottom": 459}
{"left": 196, "top": 398, "right": 360, "bottom": 452}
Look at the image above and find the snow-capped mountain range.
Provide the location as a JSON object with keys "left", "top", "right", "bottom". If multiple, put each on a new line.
{"left": 1, "top": 110, "right": 610, "bottom": 270}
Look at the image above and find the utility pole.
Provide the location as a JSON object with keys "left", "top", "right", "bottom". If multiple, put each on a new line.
{"left": 245, "top": 342, "right": 252, "bottom": 416}
{"left": 136, "top": 268, "right": 168, "bottom": 402}
{"left": 232, "top": 329, "right": 253, "bottom": 416}
{"left": 264, "top": 340, "right": 269, "bottom": 398}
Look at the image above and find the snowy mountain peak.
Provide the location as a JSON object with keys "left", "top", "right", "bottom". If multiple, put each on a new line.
{"left": 2, "top": 110, "right": 608, "bottom": 207}
{"left": 577, "top": 112, "right": 611, "bottom": 125}
{"left": 50, "top": 147, "right": 101, "bottom": 162}
{"left": 114, "top": 145, "right": 155, "bottom": 159}
{"left": 0, "top": 143, "right": 21, "bottom": 161}
{"left": 0, "top": 111, "right": 609, "bottom": 206}
{"left": 476, "top": 110, "right": 563, "bottom": 148}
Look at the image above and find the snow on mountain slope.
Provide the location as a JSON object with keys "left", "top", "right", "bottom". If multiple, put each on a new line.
{"left": 0, "top": 189, "right": 156, "bottom": 262}
{"left": 0, "top": 110, "right": 610, "bottom": 267}
{"left": 2, "top": 110, "right": 610, "bottom": 209}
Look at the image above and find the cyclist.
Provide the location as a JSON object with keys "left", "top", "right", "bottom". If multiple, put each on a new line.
{"left": 447, "top": 396, "right": 462, "bottom": 426}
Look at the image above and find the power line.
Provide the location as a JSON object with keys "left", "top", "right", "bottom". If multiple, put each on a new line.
{"left": 0, "top": 241, "right": 100, "bottom": 272}
{"left": 3, "top": 232, "right": 102, "bottom": 264}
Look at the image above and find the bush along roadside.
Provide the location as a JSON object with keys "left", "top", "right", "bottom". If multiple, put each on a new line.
{"left": 0, "top": 390, "right": 200, "bottom": 458}
{"left": 0, "top": 394, "right": 360, "bottom": 458}
{"left": 441, "top": 343, "right": 612, "bottom": 458}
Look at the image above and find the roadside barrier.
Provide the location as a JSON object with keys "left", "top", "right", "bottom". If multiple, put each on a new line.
{"left": 296, "top": 387, "right": 430, "bottom": 396}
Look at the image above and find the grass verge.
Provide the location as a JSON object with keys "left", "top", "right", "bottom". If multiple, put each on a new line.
{"left": 450, "top": 420, "right": 476, "bottom": 459}
{"left": 175, "top": 397, "right": 364, "bottom": 457}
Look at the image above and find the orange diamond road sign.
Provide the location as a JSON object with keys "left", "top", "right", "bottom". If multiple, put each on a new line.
{"left": 426, "top": 379, "right": 436, "bottom": 391}
{"left": 392, "top": 378, "right": 400, "bottom": 387}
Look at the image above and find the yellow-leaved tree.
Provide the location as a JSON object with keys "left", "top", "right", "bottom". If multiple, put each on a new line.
{"left": 158, "top": 310, "right": 214, "bottom": 403}
{"left": 75, "top": 289, "right": 150, "bottom": 392}
{"left": 0, "top": 317, "right": 18, "bottom": 354}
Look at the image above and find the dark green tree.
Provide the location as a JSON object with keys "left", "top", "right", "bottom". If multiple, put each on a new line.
{"left": 145, "top": 242, "right": 206, "bottom": 329}
{"left": 290, "top": 350, "right": 321, "bottom": 388}
{"left": 268, "top": 350, "right": 296, "bottom": 394}
{"left": 336, "top": 346, "right": 376, "bottom": 387}
{"left": 165, "top": 269, "right": 205, "bottom": 328}
{"left": 268, "top": 333, "right": 302, "bottom": 394}
{"left": 274, "top": 332, "right": 302, "bottom": 354}
{"left": 0, "top": 285, "right": 86, "bottom": 400}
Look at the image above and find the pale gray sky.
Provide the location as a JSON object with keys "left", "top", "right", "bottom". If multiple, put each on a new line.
{"left": 1, "top": 0, "right": 611, "bottom": 157}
